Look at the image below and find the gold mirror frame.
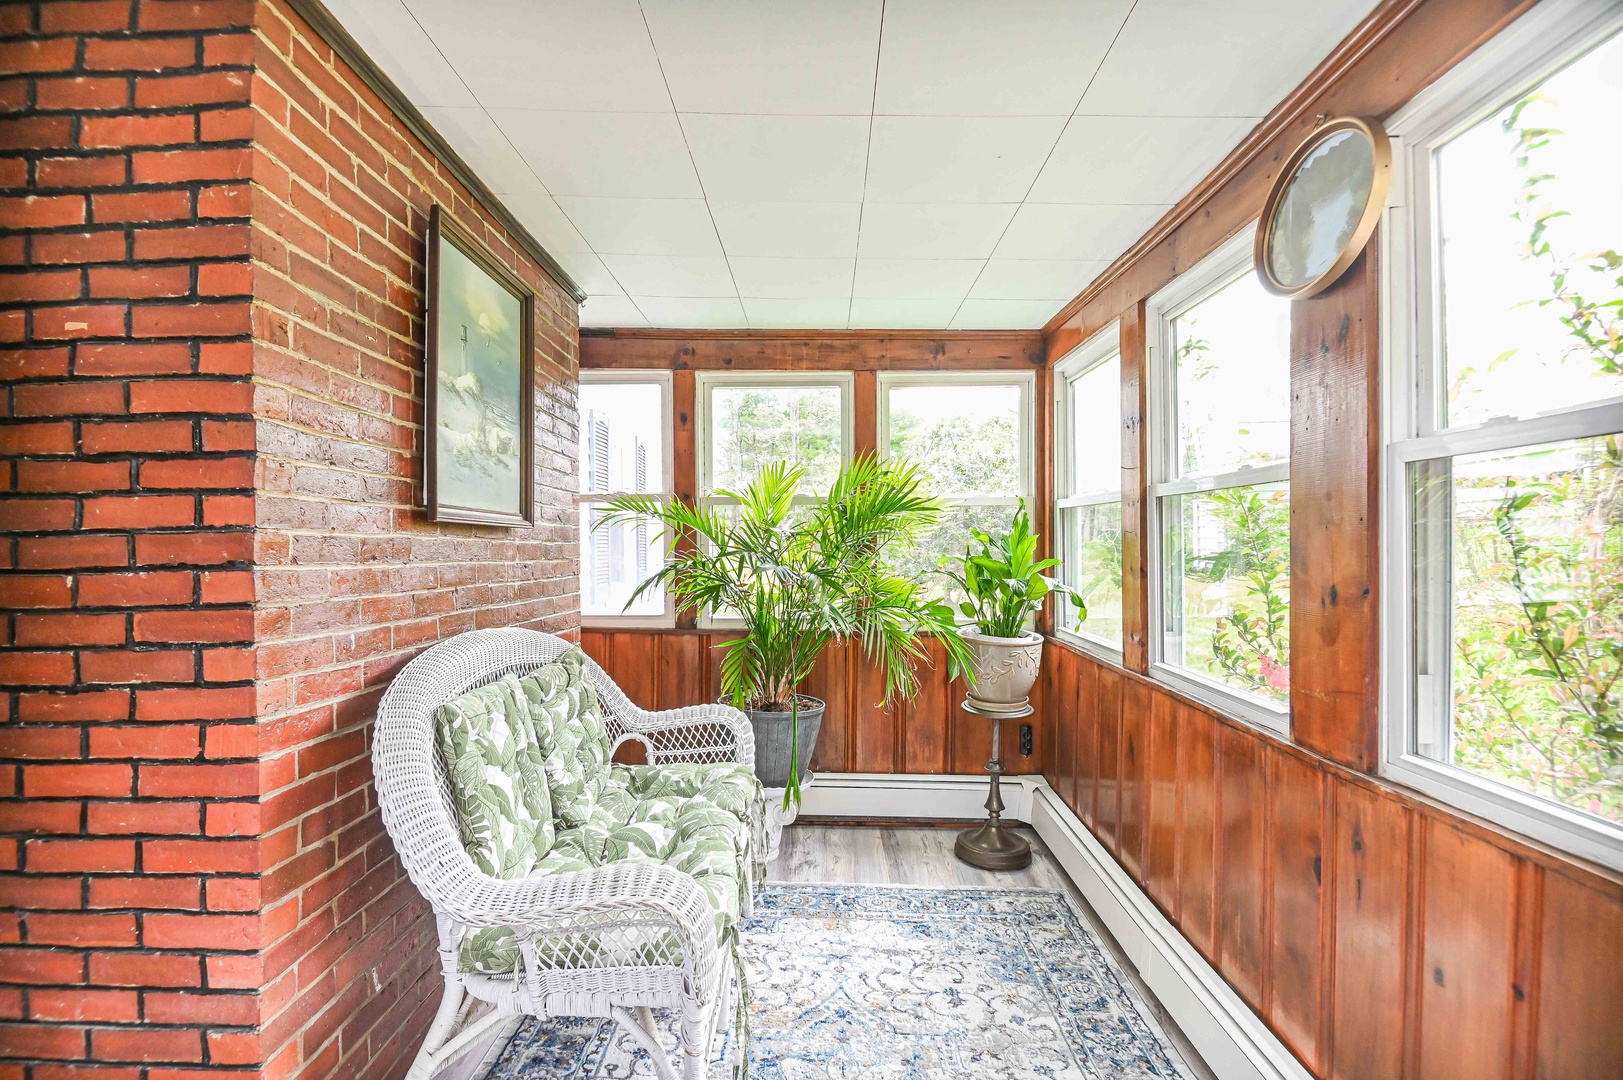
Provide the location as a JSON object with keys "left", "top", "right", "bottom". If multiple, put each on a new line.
{"left": 1255, "top": 116, "right": 1392, "bottom": 300}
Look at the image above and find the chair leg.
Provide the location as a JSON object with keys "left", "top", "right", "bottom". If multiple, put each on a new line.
{"left": 406, "top": 979, "right": 465, "bottom": 1080}
{"left": 611, "top": 1005, "right": 680, "bottom": 1080}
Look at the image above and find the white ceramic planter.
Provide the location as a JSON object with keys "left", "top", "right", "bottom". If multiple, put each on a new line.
{"left": 963, "top": 629, "right": 1044, "bottom": 710}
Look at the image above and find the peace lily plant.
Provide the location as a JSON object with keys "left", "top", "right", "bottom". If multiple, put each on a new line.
{"left": 600, "top": 453, "right": 973, "bottom": 807}
{"left": 937, "top": 501, "right": 1086, "bottom": 711}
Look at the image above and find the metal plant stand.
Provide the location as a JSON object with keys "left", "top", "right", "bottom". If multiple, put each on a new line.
{"left": 954, "top": 698, "right": 1033, "bottom": 871}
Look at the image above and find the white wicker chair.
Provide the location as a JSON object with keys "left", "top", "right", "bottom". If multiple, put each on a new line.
{"left": 373, "top": 627, "right": 763, "bottom": 1080}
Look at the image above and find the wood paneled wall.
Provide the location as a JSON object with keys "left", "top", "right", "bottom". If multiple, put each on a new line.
{"left": 1037, "top": 0, "right": 1623, "bottom": 1077}
{"left": 581, "top": 630, "right": 1043, "bottom": 777}
{"left": 1044, "top": 639, "right": 1623, "bottom": 1079}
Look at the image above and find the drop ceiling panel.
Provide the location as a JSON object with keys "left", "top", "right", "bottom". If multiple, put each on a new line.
{"left": 330, "top": 0, "right": 1381, "bottom": 328}
{"left": 874, "top": 0, "right": 1135, "bottom": 115}
{"left": 554, "top": 197, "right": 722, "bottom": 257}
{"left": 864, "top": 116, "right": 1067, "bottom": 203}
{"left": 640, "top": 0, "right": 883, "bottom": 114}
{"left": 682, "top": 115, "right": 872, "bottom": 203}
{"left": 728, "top": 258, "right": 855, "bottom": 300}
{"left": 494, "top": 110, "right": 702, "bottom": 199}
{"left": 405, "top": 0, "right": 670, "bottom": 111}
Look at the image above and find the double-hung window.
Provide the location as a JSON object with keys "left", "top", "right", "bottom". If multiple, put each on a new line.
{"left": 696, "top": 372, "right": 853, "bottom": 624}
{"left": 1053, "top": 327, "right": 1123, "bottom": 654}
{"left": 1382, "top": 0, "right": 1623, "bottom": 869}
{"left": 877, "top": 372, "right": 1034, "bottom": 588}
{"left": 1147, "top": 228, "right": 1293, "bottom": 733}
{"left": 578, "top": 371, "right": 674, "bottom": 625}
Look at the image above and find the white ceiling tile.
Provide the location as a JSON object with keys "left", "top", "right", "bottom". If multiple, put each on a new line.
{"left": 494, "top": 111, "right": 702, "bottom": 199}
{"left": 848, "top": 297, "right": 964, "bottom": 329}
{"left": 599, "top": 255, "right": 736, "bottom": 298}
{"left": 682, "top": 115, "right": 871, "bottom": 203}
{"left": 951, "top": 298, "right": 1064, "bottom": 329}
{"left": 864, "top": 116, "right": 1066, "bottom": 203}
{"left": 579, "top": 294, "right": 647, "bottom": 326}
{"left": 324, "top": 0, "right": 478, "bottom": 107}
{"left": 404, "top": 0, "right": 670, "bottom": 111}
{"left": 505, "top": 194, "right": 594, "bottom": 255}
{"left": 743, "top": 298, "right": 853, "bottom": 328}
{"left": 1029, "top": 115, "right": 1256, "bottom": 206}
{"left": 993, "top": 203, "right": 1167, "bottom": 261}
{"left": 554, "top": 197, "right": 721, "bottom": 256}
{"left": 641, "top": 1, "right": 882, "bottom": 114}
{"left": 1078, "top": 0, "right": 1377, "bottom": 117}
{"left": 729, "top": 258, "right": 855, "bottom": 300}
{"left": 969, "top": 259, "right": 1108, "bottom": 300}
{"left": 551, "top": 251, "right": 622, "bottom": 295}
{"left": 857, "top": 204, "right": 1017, "bottom": 259}
{"left": 419, "top": 107, "right": 540, "bottom": 196}
{"left": 634, "top": 296, "right": 749, "bottom": 328}
{"left": 709, "top": 202, "right": 862, "bottom": 258}
{"left": 875, "top": 0, "right": 1134, "bottom": 115}
{"left": 853, "top": 258, "right": 982, "bottom": 299}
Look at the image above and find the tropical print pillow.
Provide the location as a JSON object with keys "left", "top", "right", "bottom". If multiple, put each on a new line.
{"left": 517, "top": 647, "right": 610, "bottom": 828}
{"left": 436, "top": 673, "right": 553, "bottom": 880}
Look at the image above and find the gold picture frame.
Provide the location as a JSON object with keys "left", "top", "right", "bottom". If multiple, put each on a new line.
{"left": 423, "top": 205, "right": 536, "bottom": 527}
{"left": 1255, "top": 116, "right": 1392, "bottom": 300}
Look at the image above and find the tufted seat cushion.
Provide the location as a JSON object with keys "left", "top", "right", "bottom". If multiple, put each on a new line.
{"left": 444, "top": 648, "right": 761, "bottom": 975}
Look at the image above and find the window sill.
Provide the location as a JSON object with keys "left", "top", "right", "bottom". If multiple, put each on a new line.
{"left": 1052, "top": 627, "right": 1123, "bottom": 667}
{"left": 1147, "top": 662, "right": 1290, "bottom": 740}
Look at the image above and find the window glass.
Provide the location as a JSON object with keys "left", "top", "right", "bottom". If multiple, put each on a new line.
{"left": 1411, "top": 434, "right": 1622, "bottom": 823}
{"left": 1170, "top": 274, "right": 1291, "bottom": 476}
{"left": 1059, "top": 501, "right": 1122, "bottom": 643}
{"left": 886, "top": 383, "right": 1022, "bottom": 498}
{"left": 1160, "top": 482, "right": 1291, "bottom": 703}
{"left": 1068, "top": 355, "right": 1121, "bottom": 495}
{"left": 1435, "top": 32, "right": 1623, "bottom": 428}
{"left": 710, "top": 385, "right": 843, "bottom": 493}
{"left": 579, "top": 380, "right": 666, "bottom": 619}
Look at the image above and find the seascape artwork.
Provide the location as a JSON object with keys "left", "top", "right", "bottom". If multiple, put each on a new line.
{"left": 428, "top": 214, "right": 531, "bottom": 524}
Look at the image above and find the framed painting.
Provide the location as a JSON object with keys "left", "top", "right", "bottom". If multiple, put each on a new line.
{"left": 424, "top": 205, "right": 536, "bottom": 527}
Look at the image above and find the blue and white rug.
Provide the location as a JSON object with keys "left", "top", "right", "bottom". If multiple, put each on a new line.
{"left": 480, "top": 884, "right": 1191, "bottom": 1079}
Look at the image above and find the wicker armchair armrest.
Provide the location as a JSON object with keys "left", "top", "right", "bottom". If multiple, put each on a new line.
{"left": 613, "top": 701, "right": 757, "bottom": 771}
{"left": 443, "top": 862, "right": 723, "bottom": 997}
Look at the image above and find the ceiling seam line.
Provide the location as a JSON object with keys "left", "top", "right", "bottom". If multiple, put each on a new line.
{"left": 636, "top": 0, "right": 743, "bottom": 328}
{"left": 949, "top": 0, "right": 1143, "bottom": 330}
{"left": 847, "top": 0, "right": 886, "bottom": 331}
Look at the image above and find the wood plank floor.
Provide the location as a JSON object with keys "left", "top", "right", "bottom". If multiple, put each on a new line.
{"left": 768, "top": 823, "right": 1216, "bottom": 1080}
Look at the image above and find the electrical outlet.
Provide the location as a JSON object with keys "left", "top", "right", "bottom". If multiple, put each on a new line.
{"left": 1019, "top": 723, "right": 1033, "bottom": 756}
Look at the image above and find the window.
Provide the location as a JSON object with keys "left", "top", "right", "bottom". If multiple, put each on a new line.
{"left": 1148, "top": 228, "right": 1293, "bottom": 732}
{"left": 1384, "top": 0, "right": 1623, "bottom": 869}
{"left": 1054, "top": 326, "right": 1123, "bottom": 654}
{"left": 578, "top": 372, "right": 672, "bottom": 624}
{"left": 877, "top": 372, "right": 1034, "bottom": 589}
{"left": 697, "top": 372, "right": 853, "bottom": 622}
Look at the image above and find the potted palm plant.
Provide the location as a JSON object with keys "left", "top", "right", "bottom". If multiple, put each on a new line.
{"left": 937, "top": 501, "right": 1086, "bottom": 712}
{"left": 599, "top": 454, "right": 972, "bottom": 806}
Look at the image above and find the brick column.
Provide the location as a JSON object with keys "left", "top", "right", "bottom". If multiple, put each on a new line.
{"left": 2, "top": 0, "right": 263, "bottom": 1073}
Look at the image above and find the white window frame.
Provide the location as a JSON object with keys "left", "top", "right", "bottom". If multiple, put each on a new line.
{"left": 1380, "top": 0, "right": 1623, "bottom": 872}
{"left": 578, "top": 369, "right": 676, "bottom": 628}
{"left": 695, "top": 370, "right": 854, "bottom": 629}
{"left": 876, "top": 371, "right": 1036, "bottom": 607}
{"left": 1146, "top": 225, "right": 1292, "bottom": 737}
{"left": 1053, "top": 324, "right": 1124, "bottom": 662}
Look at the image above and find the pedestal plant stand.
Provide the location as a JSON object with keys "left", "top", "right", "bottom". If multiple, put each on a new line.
{"left": 954, "top": 698, "right": 1032, "bottom": 871}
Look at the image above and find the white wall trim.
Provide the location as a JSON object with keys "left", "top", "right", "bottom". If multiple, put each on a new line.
{"left": 799, "top": 772, "right": 1311, "bottom": 1080}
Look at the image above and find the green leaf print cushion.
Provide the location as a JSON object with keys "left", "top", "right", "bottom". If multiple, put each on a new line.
{"left": 435, "top": 673, "right": 554, "bottom": 880}
{"left": 517, "top": 647, "right": 611, "bottom": 828}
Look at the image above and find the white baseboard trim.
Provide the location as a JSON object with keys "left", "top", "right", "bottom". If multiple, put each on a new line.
{"left": 791, "top": 772, "right": 1310, "bottom": 1080}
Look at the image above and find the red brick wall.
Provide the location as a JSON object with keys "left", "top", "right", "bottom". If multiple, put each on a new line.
{"left": 0, "top": 1, "right": 581, "bottom": 1078}
{"left": 245, "top": 2, "right": 579, "bottom": 1080}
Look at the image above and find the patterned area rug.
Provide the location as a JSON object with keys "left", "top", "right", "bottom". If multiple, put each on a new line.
{"left": 479, "top": 884, "right": 1191, "bottom": 1079}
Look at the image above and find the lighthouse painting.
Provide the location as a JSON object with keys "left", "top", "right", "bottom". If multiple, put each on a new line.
{"left": 423, "top": 206, "right": 535, "bottom": 526}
